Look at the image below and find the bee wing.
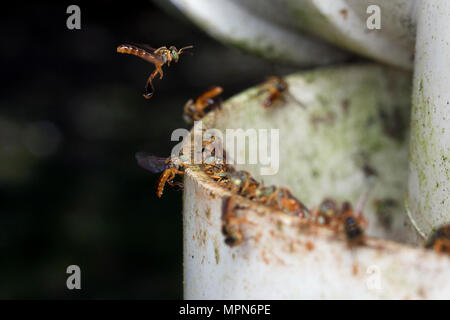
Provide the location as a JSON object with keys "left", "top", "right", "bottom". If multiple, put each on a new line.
{"left": 134, "top": 43, "right": 157, "bottom": 51}
{"left": 133, "top": 43, "right": 164, "bottom": 64}
{"left": 135, "top": 152, "right": 167, "bottom": 173}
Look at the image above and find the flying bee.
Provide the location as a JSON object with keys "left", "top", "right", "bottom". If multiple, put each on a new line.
{"left": 259, "top": 76, "right": 305, "bottom": 109}
{"left": 425, "top": 224, "right": 450, "bottom": 255}
{"left": 117, "top": 43, "right": 193, "bottom": 99}
{"left": 183, "top": 86, "right": 223, "bottom": 124}
{"left": 135, "top": 152, "right": 187, "bottom": 198}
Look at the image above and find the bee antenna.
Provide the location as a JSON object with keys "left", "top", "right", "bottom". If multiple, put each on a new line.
{"left": 178, "top": 45, "right": 194, "bottom": 55}
{"left": 355, "top": 176, "right": 376, "bottom": 217}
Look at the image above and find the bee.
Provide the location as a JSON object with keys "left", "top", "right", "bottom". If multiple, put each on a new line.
{"left": 338, "top": 202, "right": 367, "bottom": 246}
{"left": 221, "top": 195, "right": 245, "bottom": 247}
{"left": 313, "top": 198, "right": 339, "bottom": 226}
{"left": 183, "top": 86, "right": 223, "bottom": 124}
{"left": 201, "top": 134, "right": 226, "bottom": 161}
{"left": 117, "top": 43, "right": 193, "bottom": 99}
{"left": 202, "top": 158, "right": 230, "bottom": 183}
{"left": 240, "top": 177, "right": 263, "bottom": 200}
{"left": 135, "top": 152, "right": 186, "bottom": 198}
{"left": 425, "top": 224, "right": 450, "bottom": 254}
{"left": 226, "top": 171, "right": 254, "bottom": 194}
{"left": 260, "top": 76, "right": 305, "bottom": 109}
{"left": 254, "top": 185, "right": 277, "bottom": 203}
{"left": 260, "top": 76, "right": 288, "bottom": 108}
{"left": 269, "top": 187, "right": 309, "bottom": 217}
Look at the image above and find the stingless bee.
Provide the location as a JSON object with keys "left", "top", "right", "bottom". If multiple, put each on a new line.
{"left": 221, "top": 195, "right": 245, "bottom": 247}
{"left": 260, "top": 76, "right": 305, "bottom": 109}
{"left": 338, "top": 202, "right": 367, "bottom": 246}
{"left": 227, "top": 171, "right": 253, "bottom": 194}
{"left": 117, "top": 43, "right": 193, "bottom": 99}
{"left": 313, "top": 198, "right": 339, "bottom": 226}
{"left": 425, "top": 224, "right": 450, "bottom": 254}
{"left": 183, "top": 86, "right": 223, "bottom": 124}
{"left": 261, "top": 76, "right": 288, "bottom": 108}
{"left": 135, "top": 152, "right": 187, "bottom": 198}
{"left": 266, "top": 187, "right": 309, "bottom": 218}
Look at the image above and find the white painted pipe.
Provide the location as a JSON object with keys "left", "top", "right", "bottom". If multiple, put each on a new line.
{"left": 184, "top": 170, "right": 450, "bottom": 299}
{"left": 408, "top": 0, "right": 450, "bottom": 238}
{"left": 156, "top": 0, "right": 450, "bottom": 299}
{"left": 181, "top": 65, "right": 450, "bottom": 299}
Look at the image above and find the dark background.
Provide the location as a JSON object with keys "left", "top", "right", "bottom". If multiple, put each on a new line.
{"left": 0, "top": 1, "right": 297, "bottom": 298}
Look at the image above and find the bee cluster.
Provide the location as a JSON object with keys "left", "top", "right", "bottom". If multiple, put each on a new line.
{"left": 193, "top": 136, "right": 370, "bottom": 247}
{"left": 136, "top": 132, "right": 371, "bottom": 248}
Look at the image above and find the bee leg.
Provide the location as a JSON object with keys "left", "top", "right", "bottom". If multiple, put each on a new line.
{"left": 266, "top": 188, "right": 279, "bottom": 206}
{"left": 168, "top": 181, "right": 184, "bottom": 190}
{"left": 155, "top": 64, "right": 164, "bottom": 79}
{"left": 143, "top": 70, "right": 159, "bottom": 99}
{"left": 165, "top": 169, "right": 184, "bottom": 189}
{"left": 240, "top": 179, "right": 249, "bottom": 194}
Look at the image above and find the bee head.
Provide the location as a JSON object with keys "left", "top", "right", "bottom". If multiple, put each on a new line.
{"left": 169, "top": 46, "right": 179, "bottom": 62}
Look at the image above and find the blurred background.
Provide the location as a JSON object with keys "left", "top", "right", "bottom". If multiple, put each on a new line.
{"left": 0, "top": 0, "right": 298, "bottom": 298}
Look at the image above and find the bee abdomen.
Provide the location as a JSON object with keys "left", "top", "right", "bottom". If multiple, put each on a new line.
{"left": 117, "top": 44, "right": 150, "bottom": 59}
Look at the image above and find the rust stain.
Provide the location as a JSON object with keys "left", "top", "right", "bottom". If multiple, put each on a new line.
{"left": 276, "top": 220, "right": 283, "bottom": 232}
{"left": 417, "top": 286, "right": 426, "bottom": 299}
{"left": 339, "top": 9, "right": 348, "bottom": 19}
{"left": 289, "top": 242, "right": 296, "bottom": 253}
{"left": 202, "top": 230, "right": 207, "bottom": 245}
{"left": 205, "top": 207, "right": 211, "bottom": 219}
{"left": 214, "top": 247, "right": 220, "bottom": 264}
{"left": 262, "top": 250, "right": 270, "bottom": 265}
{"left": 305, "top": 241, "right": 315, "bottom": 251}
{"left": 254, "top": 232, "right": 262, "bottom": 243}
{"left": 352, "top": 263, "right": 358, "bottom": 276}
